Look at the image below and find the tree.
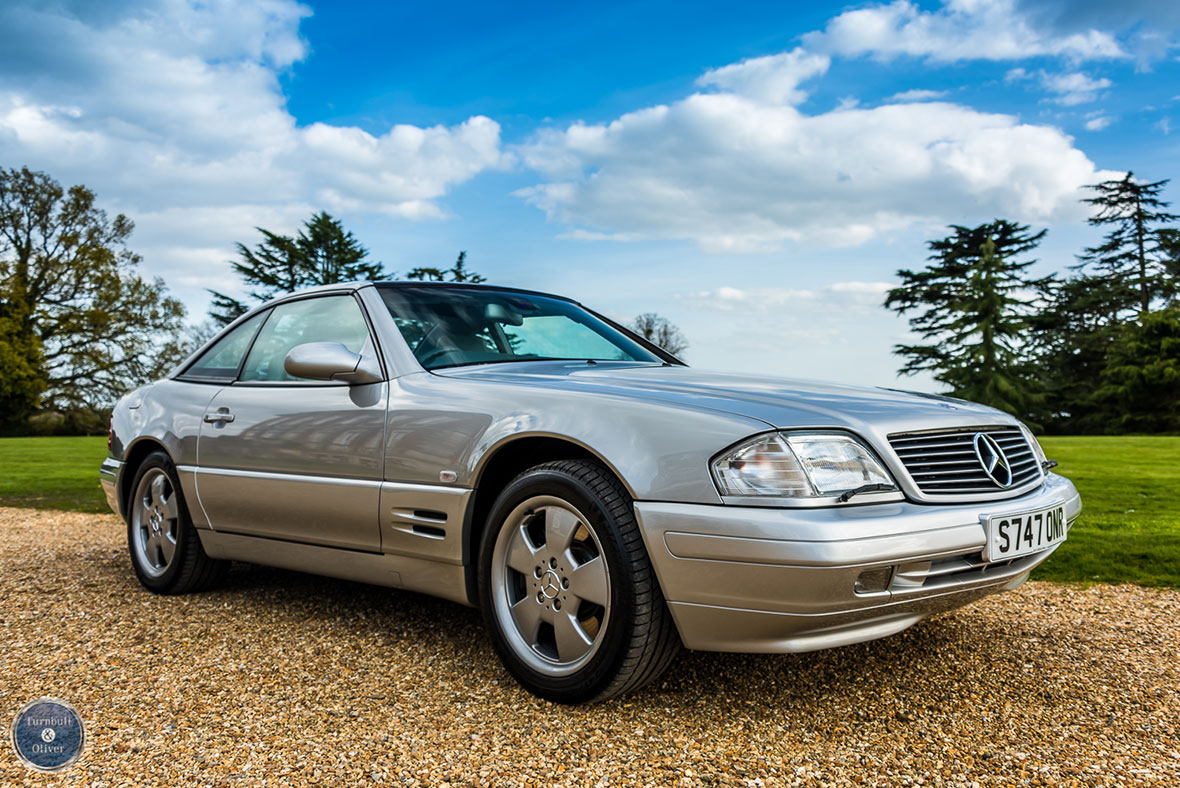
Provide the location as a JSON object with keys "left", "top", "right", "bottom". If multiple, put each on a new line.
{"left": 1077, "top": 172, "right": 1178, "bottom": 315}
{"left": 630, "top": 313, "right": 688, "bottom": 357}
{"left": 0, "top": 295, "right": 44, "bottom": 428}
{"left": 1091, "top": 307, "right": 1180, "bottom": 433}
{"left": 885, "top": 220, "right": 1052, "bottom": 419}
{"left": 0, "top": 167, "right": 185, "bottom": 420}
{"left": 208, "top": 211, "right": 388, "bottom": 325}
{"left": 1161, "top": 228, "right": 1180, "bottom": 301}
{"left": 406, "top": 251, "right": 486, "bottom": 283}
{"left": 1027, "top": 273, "right": 1134, "bottom": 433}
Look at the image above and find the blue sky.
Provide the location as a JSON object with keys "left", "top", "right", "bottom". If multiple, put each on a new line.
{"left": 2, "top": 0, "right": 1179, "bottom": 389}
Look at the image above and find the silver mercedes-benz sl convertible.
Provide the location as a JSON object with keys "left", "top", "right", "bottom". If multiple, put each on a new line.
{"left": 100, "top": 281, "right": 1081, "bottom": 703}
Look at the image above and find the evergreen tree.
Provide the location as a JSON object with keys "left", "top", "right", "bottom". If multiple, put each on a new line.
{"left": 406, "top": 251, "right": 486, "bottom": 283}
{"left": 300, "top": 211, "right": 386, "bottom": 284}
{"left": 1076, "top": 172, "right": 1178, "bottom": 315}
{"left": 1091, "top": 306, "right": 1180, "bottom": 433}
{"left": 885, "top": 220, "right": 1052, "bottom": 419}
{"left": 1027, "top": 274, "right": 1134, "bottom": 432}
{"left": 208, "top": 212, "right": 388, "bottom": 325}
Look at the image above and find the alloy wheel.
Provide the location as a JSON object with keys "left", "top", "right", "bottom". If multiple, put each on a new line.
{"left": 490, "top": 495, "right": 611, "bottom": 677}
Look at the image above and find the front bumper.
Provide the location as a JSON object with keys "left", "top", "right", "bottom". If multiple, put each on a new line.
{"left": 634, "top": 472, "right": 1081, "bottom": 653}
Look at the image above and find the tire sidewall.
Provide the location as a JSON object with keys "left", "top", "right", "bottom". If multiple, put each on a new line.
{"left": 126, "top": 452, "right": 194, "bottom": 591}
{"left": 478, "top": 465, "right": 637, "bottom": 701}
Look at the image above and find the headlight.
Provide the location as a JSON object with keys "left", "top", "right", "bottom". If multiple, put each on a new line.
{"left": 1018, "top": 423, "right": 1052, "bottom": 471}
{"left": 712, "top": 431, "right": 897, "bottom": 501}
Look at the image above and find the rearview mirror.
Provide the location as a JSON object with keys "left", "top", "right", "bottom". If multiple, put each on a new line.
{"left": 485, "top": 302, "right": 523, "bottom": 326}
{"left": 284, "top": 342, "right": 382, "bottom": 384}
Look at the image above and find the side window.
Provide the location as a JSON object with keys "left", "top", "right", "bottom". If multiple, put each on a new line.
{"left": 239, "top": 296, "right": 372, "bottom": 383}
{"left": 181, "top": 311, "right": 267, "bottom": 380}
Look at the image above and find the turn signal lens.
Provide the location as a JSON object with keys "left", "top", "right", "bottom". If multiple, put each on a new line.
{"left": 712, "top": 434, "right": 813, "bottom": 497}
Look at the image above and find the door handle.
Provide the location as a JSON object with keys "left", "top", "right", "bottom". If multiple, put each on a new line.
{"left": 203, "top": 411, "right": 235, "bottom": 424}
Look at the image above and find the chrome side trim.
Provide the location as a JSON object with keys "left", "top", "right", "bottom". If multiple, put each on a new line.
{"left": 177, "top": 465, "right": 385, "bottom": 488}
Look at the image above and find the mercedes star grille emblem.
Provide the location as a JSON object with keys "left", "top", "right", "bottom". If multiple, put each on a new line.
{"left": 973, "top": 432, "right": 1013, "bottom": 488}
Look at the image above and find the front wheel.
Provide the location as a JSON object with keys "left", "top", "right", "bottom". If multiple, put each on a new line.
{"left": 478, "top": 460, "right": 680, "bottom": 703}
{"left": 126, "top": 451, "right": 228, "bottom": 594}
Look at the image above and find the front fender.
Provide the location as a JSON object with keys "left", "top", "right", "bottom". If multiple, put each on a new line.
{"left": 384, "top": 372, "right": 771, "bottom": 504}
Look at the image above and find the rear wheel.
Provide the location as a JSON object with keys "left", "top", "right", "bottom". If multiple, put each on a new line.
{"left": 127, "top": 451, "right": 227, "bottom": 594}
{"left": 479, "top": 460, "right": 680, "bottom": 703}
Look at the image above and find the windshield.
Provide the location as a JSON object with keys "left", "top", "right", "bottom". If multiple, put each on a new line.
{"left": 376, "top": 286, "right": 663, "bottom": 370}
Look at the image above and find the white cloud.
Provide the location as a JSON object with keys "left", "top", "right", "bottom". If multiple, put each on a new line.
{"left": 519, "top": 85, "right": 1116, "bottom": 251}
{"left": 802, "top": 0, "right": 1126, "bottom": 63}
{"left": 669, "top": 282, "right": 921, "bottom": 384}
{"left": 888, "top": 89, "right": 949, "bottom": 102}
{"left": 687, "top": 282, "right": 893, "bottom": 313}
{"left": 1084, "top": 114, "right": 1114, "bottom": 131}
{"left": 0, "top": 0, "right": 510, "bottom": 306}
{"left": 1040, "top": 71, "right": 1112, "bottom": 105}
{"left": 696, "top": 48, "right": 830, "bottom": 105}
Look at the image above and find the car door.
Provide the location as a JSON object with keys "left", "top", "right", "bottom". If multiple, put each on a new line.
{"left": 195, "top": 293, "right": 387, "bottom": 552}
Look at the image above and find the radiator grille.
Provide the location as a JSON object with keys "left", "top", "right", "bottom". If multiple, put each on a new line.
{"left": 888, "top": 427, "right": 1042, "bottom": 495}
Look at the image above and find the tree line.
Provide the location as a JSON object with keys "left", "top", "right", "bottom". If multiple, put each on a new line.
{"left": 0, "top": 166, "right": 687, "bottom": 435}
{"left": 887, "top": 173, "right": 1180, "bottom": 433}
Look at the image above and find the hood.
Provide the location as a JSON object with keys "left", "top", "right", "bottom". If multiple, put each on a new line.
{"left": 435, "top": 361, "right": 1015, "bottom": 435}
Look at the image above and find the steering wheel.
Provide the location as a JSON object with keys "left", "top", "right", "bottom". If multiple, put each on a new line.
{"left": 417, "top": 346, "right": 465, "bottom": 366}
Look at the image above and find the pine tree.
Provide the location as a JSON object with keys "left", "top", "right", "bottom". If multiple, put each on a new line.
{"left": 1076, "top": 172, "right": 1178, "bottom": 315}
{"left": 299, "top": 212, "right": 386, "bottom": 284}
{"left": 208, "top": 212, "right": 388, "bottom": 325}
{"left": 405, "top": 251, "right": 486, "bottom": 283}
{"left": 1028, "top": 274, "right": 1134, "bottom": 432}
{"left": 885, "top": 220, "right": 1052, "bottom": 419}
{"left": 1092, "top": 306, "right": 1180, "bottom": 433}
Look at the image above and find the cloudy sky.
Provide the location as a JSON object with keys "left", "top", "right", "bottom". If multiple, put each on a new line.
{"left": 2, "top": 0, "right": 1178, "bottom": 389}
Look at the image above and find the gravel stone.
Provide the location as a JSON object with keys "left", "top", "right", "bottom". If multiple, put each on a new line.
{"left": 1, "top": 507, "right": 1177, "bottom": 786}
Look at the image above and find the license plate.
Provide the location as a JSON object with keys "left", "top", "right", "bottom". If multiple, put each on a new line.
{"left": 982, "top": 504, "right": 1067, "bottom": 562}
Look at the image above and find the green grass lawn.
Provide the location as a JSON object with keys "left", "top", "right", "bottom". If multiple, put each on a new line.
{"left": 0, "top": 436, "right": 110, "bottom": 513}
{"left": 1034, "top": 436, "right": 1180, "bottom": 587}
{"left": 0, "top": 434, "right": 1177, "bottom": 586}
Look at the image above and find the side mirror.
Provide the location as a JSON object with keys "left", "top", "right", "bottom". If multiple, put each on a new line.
{"left": 284, "top": 342, "right": 382, "bottom": 384}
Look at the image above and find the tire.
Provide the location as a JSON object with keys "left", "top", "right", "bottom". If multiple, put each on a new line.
{"left": 126, "top": 450, "right": 228, "bottom": 594}
{"left": 478, "top": 459, "right": 680, "bottom": 703}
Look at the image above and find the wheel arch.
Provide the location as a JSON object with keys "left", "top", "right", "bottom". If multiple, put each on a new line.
{"left": 462, "top": 433, "right": 635, "bottom": 605}
{"left": 118, "top": 437, "right": 173, "bottom": 518}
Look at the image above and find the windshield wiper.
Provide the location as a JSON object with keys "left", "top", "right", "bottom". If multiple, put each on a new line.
{"left": 837, "top": 483, "right": 896, "bottom": 503}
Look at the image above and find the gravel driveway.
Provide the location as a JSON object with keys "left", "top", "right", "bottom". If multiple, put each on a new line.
{"left": 1, "top": 507, "right": 1177, "bottom": 787}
